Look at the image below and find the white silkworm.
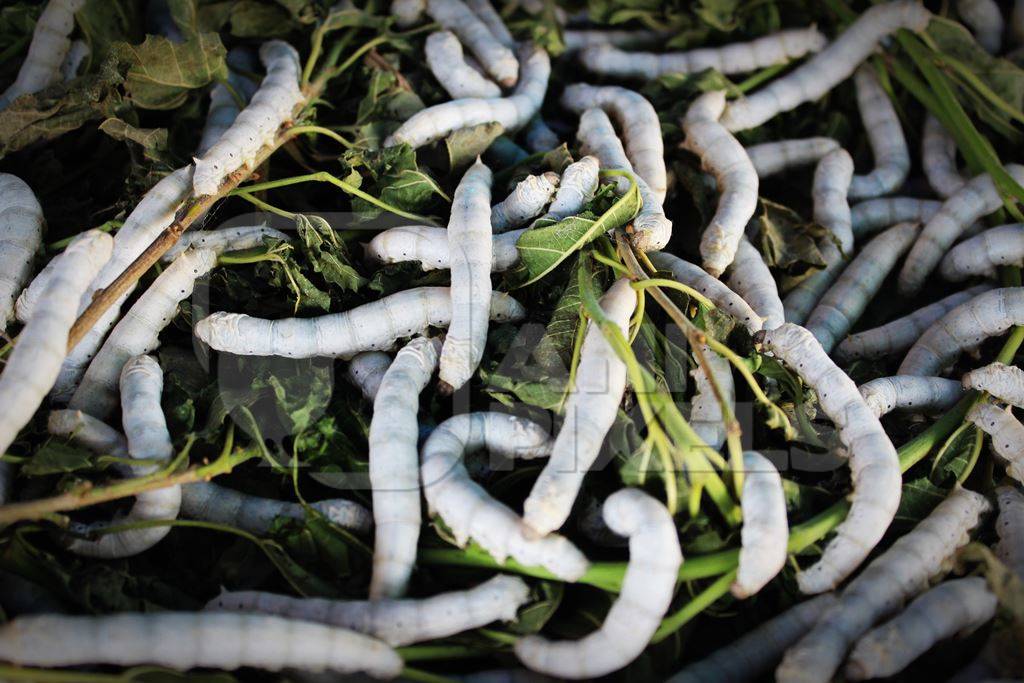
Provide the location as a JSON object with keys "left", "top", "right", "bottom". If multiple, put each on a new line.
{"left": 995, "top": 485, "right": 1024, "bottom": 579}
{"left": 544, "top": 155, "right": 600, "bottom": 221}
{"left": 746, "top": 137, "right": 839, "bottom": 178}
{"left": 369, "top": 336, "right": 440, "bottom": 599}
{"left": 367, "top": 226, "right": 522, "bottom": 272}
{"left": 385, "top": 43, "right": 548, "bottom": 149}
{"left": 562, "top": 29, "right": 665, "bottom": 53}
{"left": 963, "top": 362, "right": 1024, "bottom": 407}
{"left": 649, "top": 251, "right": 762, "bottom": 333}
{"left": 898, "top": 287, "right": 1024, "bottom": 376}
{"left": 957, "top": 0, "right": 1004, "bottom": 53}
{"left": 899, "top": 165, "right": 1024, "bottom": 295}
{"left": 579, "top": 27, "right": 826, "bottom": 80}
{"left": 966, "top": 403, "right": 1024, "bottom": 483}
{"left": 425, "top": 31, "right": 502, "bottom": 99}
{"left": 60, "top": 38, "right": 88, "bottom": 81}
{"left": 850, "top": 196, "right": 942, "bottom": 239}
{"left": 192, "top": 41, "right": 304, "bottom": 197}
{"left": 667, "top": 594, "right": 837, "bottom": 683}
{"left": 732, "top": 451, "right": 788, "bottom": 599}
{"left": 194, "top": 286, "right": 525, "bottom": 359}
{"left": 940, "top": 223, "right": 1024, "bottom": 281}
{"left": 425, "top": 0, "right": 518, "bottom": 87}
{"left": 0, "top": 173, "right": 44, "bottom": 331}
{"left": 725, "top": 237, "right": 784, "bottom": 330}
{"left": 206, "top": 575, "right": 529, "bottom": 646}
{"left": 775, "top": 485, "right": 990, "bottom": 683}
{"left": 420, "top": 412, "right": 590, "bottom": 581}
{"left": 846, "top": 576, "right": 998, "bottom": 680}
{"left": 198, "top": 48, "right": 259, "bottom": 156}
{"left": 440, "top": 160, "right": 493, "bottom": 392}
{"left": 48, "top": 409, "right": 128, "bottom": 457}
{"left": 162, "top": 225, "right": 289, "bottom": 262}
{"left": 834, "top": 284, "right": 992, "bottom": 362}
{"left": 347, "top": 351, "right": 392, "bottom": 401}
{"left": 465, "top": 0, "right": 515, "bottom": 48}
{"left": 523, "top": 116, "right": 560, "bottom": 153}
{"left": 756, "top": 323, "right": 901, "bottom": 593}
{"left": 848, "top": 66, "right": 910, "bottom": 199}
{"left": 0, "top": 0, "right": 86, "bottom": 110}
{"left": 0, "top": 231, "right": 110, "bottom": 459}
{"left": 491, "top": 172, "right": 559, "bottom": 232}
{"left": 515, "top": 488, "right": 682, "bottom": 679}
{"left": 69, "top": 248, "right": 217, "bottom": 419}
{"left": 782, "top": 148, "right": 854, "bottom": 325}
{"left": 523, "top": 279, "right": 636, "bottom": 536}
{"left": 575, "top": 107, "right": 671, "bottom": 251}
{"left": 390, "top": 0, "right": 425, "bottom": 27}
{"left": 683, "top": 90, "right": 759, "bottom": 278}
{"left": 720, "top": 1, "right": 932, "bottom": 132}
{"left": 922, "top": 114, "right": 966, "bottom": 199}
{"left": 858, "top": 376, "right": 965, "bottom": 417}
{"left": 805, "top": 221, "right": 919, "bottom": 353}
{"left": 689, "top": 345, "right": 734, "bottom": 452}
{"left": 0, "top": 612, "right": 402, "bottom": 676}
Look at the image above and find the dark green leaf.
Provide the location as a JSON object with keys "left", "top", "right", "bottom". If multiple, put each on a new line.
{"left": 20, "top": 441, "right": 96, "bottom": 476}
{"left": 98, "top": 117, "right": 169, "bottom": 161}
{"left": 446, "top": 121, "right": 505, "bottom": 172}
{"left": 116, "top": 33, "right": 227, "bottom": 110}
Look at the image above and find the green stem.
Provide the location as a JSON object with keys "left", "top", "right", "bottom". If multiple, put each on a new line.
{"left": 397, "top": 645, "right": 486, "bottom": 662}
{"left": 630, "top": 278, "right": 714, "bottom": 309}
{"left": 652, "top": 570, "right": 736, "bottom": 643}
{"left": 287, "top": 124, "right": 355, "bottom": 148}
{"left": 235, "top": 192, "right": 296, "bottom": 219}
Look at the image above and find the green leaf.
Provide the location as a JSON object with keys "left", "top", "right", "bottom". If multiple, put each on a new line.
{"left": 293, "top": 214, "right": 367, "bottom": 293}
{"left": 446, "top": 121, "right": 505, "bottom": 172}
{"left": 77, "top": 0, "right": 143, "bottom": 66}
{"left": 228, "top": 0, "right": 296, "bottom": 37}
{"left": 116, "top": 32, "right": 227, "bottom": 110}
{"left": 20, "top": 441, "right": 95, "bottom": 476}
{"left": 754, "top": 198, "right": 828, "bottom": 288}
{"left": 98, "top": 117, "right": 169, "bottom": 161}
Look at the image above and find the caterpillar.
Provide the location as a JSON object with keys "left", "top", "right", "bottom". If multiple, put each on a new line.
{"left": 956, "top": 0, "right": 1004, "bottom": 53}
{"left": 725, "top": 237, "right": 785, "bottom": 330}
{"left": 922, "top": 114, "right": 966, "bottom": 198}
{"left": 390, "top": 0, "right": 425, "bottom": 27}
{"left": 367, "top": 225, "right": 523, "bottom": 272}
{"left": 347, "top": 351, "right": 392, "bottom": 401}
{"left": 161, "top": 225, "right": 289, "bottom": 262}
{"left": 0, "top": 173, "right": 45, "bottom": 331}
{"left": 197, "top": 48, "right": 260, "bottom": 156}
{"left": 940, "top": 223, "right": 1024, "bottom": 282}
{"left": 425, "top": 30, "right": 502, "bottom": 100}
{"left": 689, "top": 345, "right": 734, "bottom": 452}
{"left": 848, "top": 66, "right": 910, "bottom": 200}
{"left": 995, "top": 485, "right": 1024, "bottom": 579}
{"left": 966, "top": 402, "right": 1024, "bottom": 483}
{"left": 523, "top": 116, "right": 560, "bottom": 153}
{"left": 465, "top": 0, "right": 515, "bottom": 49}
{"left": 649, "top": 251, "right": 763, "bottom": 333}
{"left": 746, "top": 137, "right": 839, "bottom": 178}
{"left": 733, "top": 451, "right": 788, "bottom": 599}
{"left": 60, "top": 38, "right": 88, "bottom": 82}
{"left": 756, "top": 323, "right": 901, "bottom": 593}
{"left": 859, "top": 376, "right": 965, "bottom": 418}
{"left": 425, "top": 0, "right": 518, "bottom": 87}
{"left": 491, "top": 172, "right": 560, "bottom": 232}
{"left": 0, "top": 0, "right": 86, "bottom": 110}
{"left": 194, "top": 287, "right": 526, "bottom": 359}
{"left": 420, "top": 412, "right": 590, "bottom": 581}
{"left": 850, "top": 196, "right": 941, "bottom": 239}
{"left": 541, "top": 155, "right": 601, "bottom": 221}
{"left": 962, "top": 362, "right": 1024, "bottom": 407}
{"left": 515, "top": 488, "right": 682, "bottom": 679}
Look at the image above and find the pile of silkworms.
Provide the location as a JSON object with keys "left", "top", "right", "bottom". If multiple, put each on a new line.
{"left": 1, "top": 0, "right": 1024, "bottom": 681}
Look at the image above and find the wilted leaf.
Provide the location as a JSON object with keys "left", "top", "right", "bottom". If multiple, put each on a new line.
{"left": 116, "top": 33, "right": 227, "bottom": 110}
{"left": 99, "top": 117, "right": 169, "bottom": 161}
{"left": 294, "top": 214, "right": 367, "bottom": 293}
{"left": 77, "top": 0, "right": 142, "bottom": 65}
{"left": 229, "top": 0, "right": 295, "bottom": 37}
{"left": 755, "top": 198, "right": 828, "bottom": 287}
{"left": 446, "top": 121, "right": 504, "bottom": 171}
{"left": 20, "top": 442, "right": 95, "bottom": 476}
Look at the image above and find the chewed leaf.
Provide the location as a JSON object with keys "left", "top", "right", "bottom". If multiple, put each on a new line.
{"left": 115, "top": 33, "right": 227, "bottom": 110}
{"left": 445, "top": 121, "right": 504, "bottom": 171}
{"left": 98, "top": 117, "right": 169, "bottom": 161}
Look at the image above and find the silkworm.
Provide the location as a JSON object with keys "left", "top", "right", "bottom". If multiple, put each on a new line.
{"left": 369, "top": 336, "right": 440, "bottom": 599}
{"left": 732, "top": 451, "right": 788, "bottom": 599}
{"left": 523, "top": 278, "right": 636, "bottom": 536}
{"left": 60, "top": 38, "right": 88, "bottom": 81}
{"left": 898, "top": 287, "right": 1024, "bottom": 376}
{"left": 206, "top": 574, "right": 529, "bottom": 646}
{"left": 689, "top": 345, "right": 734, "bottom": 452}
{"left": 922, "top": 114, "right": 966, "bottom": 198}
{"left": 898, "top": 165, "right": 1024, "bottom": 295}
{"left": 385, "top": 43, "right": 548, "bottom": 149}
{"left": 858, "top": 376, "right": 965, "bottom": 417}
{"left": 782, "top": 148, "right": 854, "bottom": 326}
{"left": 69, "top": 248, "right": 218, "bottom": 419}
{"left": 962, "top": 362, "right": 1024, "bottom": 407}
{"left": 0, "top": 173, "right": 44, "bottom": 331}
{"left": 48, "top": 409, "right": 128, "bottom": 458}
{"left": 846, "top": 576, "right": 998, "bottom": 680}
{"left": 390, "top": 0, "right": 425, "bottom": 27}
{"left": 347, "top": 351, "right": 392, "bottom": 401}
{"left": 940, "top": 223, "right": 1024, "bottom": 281}
{"left": 834, "top": 284, "right": 992, "bottom": 362}
{"left": 850, "top": 196, "right": 942, "bottom": 239}
{"left": 367, "top": 226, "right": 522, "bottom": 272}
{"left": 0, "top": 612, "right": 402, "bottom": 676}
{"left": 515, "top": 488, "right": 682, "bottom": 679}
{"left": 649, "top": 251, "right": 762, "bottom": 333}
{"left": 425, "top": 31, "right": 502, "bottom": 100}
{"left": 198, "top": 48, "right": 259, "bottom": 156}
{"left": 491, "top": 172, "right": 559, "bottom": 232}
{"left": 420, "top": 412, "right": 589, "bottom": 581}
{"left": 756, "top": 323, "right": 901, "bottom": 594}
{"left": 775, "top": 485, "right": 990, "bottom": 683}
{"left": 465, "top": 0, "right": 515, "bottom": 48}
{"left": 579, "top": 27, "right": 826, "bottom": 80}
{"left": 575, "top": 107, "right": 671, "bottom": 251}
{"left": 683, "top": 90, "right": 759, "bottom": 278}
{"left": 805, "top": 221, "right": 919, "bottom": 353}
{"left": 966, "top": 402, "right": 1024, "bottom": 483}
{"left": 0, "top": 0, "right": 86, "bottom": 110}
{"left": 562, "top": 29, "right": 665, "bottom": 54}
{"left": 666, "top": 594, "right": 837, "bottom": 683}
{"left": 720, "top": 1, "right": 933, "bottom": 132}
{"left": 995, "top": 485, "right": 1024, "bottom": 579}
{"left": 192, "top": 40, "right": 304, "bottom": 197}
{"left": 848, "top": 66, "right": 910, "bottom": 199}
{"left": 194, "top": 287, "right": 525, "bottom": 359}
{"left": 425, "top": 0, "right": 518, "bottom": 87}
{"left": 523, "top": 116, "right": 560, "bottom": 153}
{"left": 957, "top": 0, "right": 1004, "bottom": 53}
{"left": 544, "top": 155, "right": 600, "bottom": 221}
{"left": 746, "top": 137, "right": 839, "bottom": 178}
{"left": 725, "top": 237, "right": 784, "bottom": 330}
{"left": 162, "top": 225, "right": 289, "bottom": 262}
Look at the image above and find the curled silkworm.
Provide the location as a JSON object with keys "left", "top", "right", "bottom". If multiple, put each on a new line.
{"left": 995, "top": 485, "right": 1024, "bottom": 579}
{"left": 491, "top": 172, "right": 559, "bottom": 232}
{"left": 390, "top": 0, "right": 425, "bottom": 27}
{"left": 194, "top": 286, "right": 525, "bottom": 359}
{"left": 957, "top": 0, "right": 1004, "bottom": 53}
{"left": 721, "top": 1, "right": 932, "bottom": 132}
{"left": 899, "top": 165, "right": 1024, "bottom": 295}
{"left": 967, "top": 402, "right": 1024, "bottom": 483}
{"left": 649, "top": 251, "right": 762, "bottom": 333}
{"left": 198, "top": 48, "right": 259, "bottom": 156}
{"left": 0, "top": 612, "right": 402, "bottom": 676}
{"left": 846, "top": 577, "right": 998, "bottom": 680}
{"left": 367, "top": 225, "right": 522, "bottom": 272}
{"left": 206, "top": 575, "right": 529, "bottom": 646}
{"left": 940, "top": 223, "right": 1024, "bottom": 281}
{"left": 850, "top": 196, "right": 942, "bottom": 239}
{"left": 523, "top": 116, "right": 560, "bottom": 153}
{"left": 515, "top": 488, "right": 682, "bottom": 679}
{"left": 923, "top": 114, "right": 966, "bottom": 198}
{"left": 776, "top": 485, "right": 990, "bottom": 683}
{"left": 683, "top": 90, "right": 759, "bottom": 277}
{"left": 420, "top": 412, "right": 589, "bottom": 581}
{"left": 848, "top": 66, "right": 910, "bottom": 199}
{"left": 667, "top": 594, "right": 837, "bottom": 683}
{"left": 347, "top": 352, "right": 392, "bottom": 401}
{"left": 858, "top": 376, "right": 965, "bottom": 417}
{"left": 689, "top": 345, "right": 734, "bottom": 452}
{"left": 834, "top": 284, "right": 992, "bottom": 362}
{"left": 466, "top": 0, "right": 515, "bottom": 48}
{"left": 385, "top": 43, "right": 548, "bottom": 149}
{"left": 48, "top": 409, "right": 128, "bottom": 457}
{"left": 726, "top": 237, "right": 784, "bottom": 330}
{"left": 60, "top": 39, "right": 88, "bottom": 81}
{"left": 0, "top": 173, "right": 44, "bottom": 330}
{"left": 425, "top": 31, "right": 502, "bottom": 99}
{"left": 746, "top": 137, "right": 839, "bottom": 178}
{"left": 192, "top": 41, "right": 304, "bottom": 197}
{"left": 732, "top": 451, "right": 788, "bottom": 599}
{"left": 523, "top": 279, "right": 636, "bottom": 536}
{"left": 0, "top": 0, "right": 86, "bottom": 110}
{"left": 562, "top": 29, "right": 665, "bottom": 53}
{"left": 576, "top": 107, "right": 671, "bottom": 251}
{"left": 963, "top": 362, "right": 1024, "bottom": 407}
{"left": 898, "top": 287, "right": 1024, "bottom": 376}
{"left": 426, "top": 0, "right": 517, "bottom": 87}
{"left": 805, "top": 221, "right": 919, "bottom": 353}
{"left": 757, "top": 323, "right": 901, "bottom": 593}
{"left": 162, "top": 225, "right": 289, "bottom": 262}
